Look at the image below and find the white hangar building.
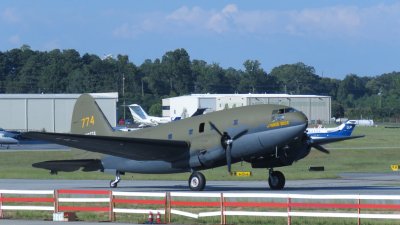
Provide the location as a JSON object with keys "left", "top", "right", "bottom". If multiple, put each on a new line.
{"left": 162, "top": 94, "right": 331, "bottom": 124}
{"left": 0, "top": 92, "right": 118, "bottom": 132}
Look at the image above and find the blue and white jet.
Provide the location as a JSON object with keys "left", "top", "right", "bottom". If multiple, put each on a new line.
{"left": 307, "top": 120, "right": 356, "bottom": 139}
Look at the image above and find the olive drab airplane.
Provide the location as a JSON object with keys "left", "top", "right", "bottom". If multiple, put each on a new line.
{"left": 23, "top": 94, "right": 364, "bottom": 191}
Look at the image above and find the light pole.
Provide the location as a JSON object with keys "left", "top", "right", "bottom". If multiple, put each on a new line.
{"left": 123, "top": 73, "right": 125, "bottom": 121}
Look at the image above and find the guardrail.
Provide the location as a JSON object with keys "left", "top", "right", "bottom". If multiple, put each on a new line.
{"left": 1, "top": 189, "right": 400, "bottom": 224}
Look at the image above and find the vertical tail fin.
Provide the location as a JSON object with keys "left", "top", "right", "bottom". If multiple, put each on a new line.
{"left": 128, "top": 104, "right": 149, "bottom": 123}
{"left": 71, "top": 94, "right": 113, "bottom": 136}
{"left": 338, "top": 122, "right": 356, "bottom": 136}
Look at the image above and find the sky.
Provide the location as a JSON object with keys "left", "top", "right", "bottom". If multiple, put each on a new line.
{"left": 1, "top": 0, "right": 400, "bottom": 79}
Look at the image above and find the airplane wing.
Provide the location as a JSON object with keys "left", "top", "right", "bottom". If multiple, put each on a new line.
{"left": 23, "top": 131, "right": 190, "bottom": 161}
{"left": 311, "top": 135, "right": 365, "bottom": 145}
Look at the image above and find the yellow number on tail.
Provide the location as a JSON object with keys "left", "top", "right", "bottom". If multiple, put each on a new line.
{"left": 90, "top": 115, "right": 95, "bottom": 125}
{"left": 81, "top": 115, "right": 95, "bottom": 128}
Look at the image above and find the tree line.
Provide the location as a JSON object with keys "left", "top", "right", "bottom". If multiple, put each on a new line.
{"left": 0, "top": 45, "right": 399, "bottom": 122}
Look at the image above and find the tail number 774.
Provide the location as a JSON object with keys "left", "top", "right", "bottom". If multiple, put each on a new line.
{"left": 81, "top": 115, "right": 95, "bottom": 128}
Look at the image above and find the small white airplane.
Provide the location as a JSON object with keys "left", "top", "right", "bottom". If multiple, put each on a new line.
{"left": 0, "top": 130, "right": 19, "bottom": 149}
{"left": 127, "top": 104, "right": 172, "bottom": 127}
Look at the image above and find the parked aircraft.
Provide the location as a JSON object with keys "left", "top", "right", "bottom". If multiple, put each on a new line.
{"left": 23, "top": 94, "right": 364, "bottom": 191}
{"left": 0, "top": 133, "right": 19, "bottom": 149}
{"left": 128, "top": 104, "right": 206, "bottom": 127}
{"left": 0, "top": 128, "right": 21, "bottom": 139}
{"left": 127, "top": 104, "right": 171, "bottom": 127}
{"left": 307, "top": 120, "right": 356, "bottom": 139}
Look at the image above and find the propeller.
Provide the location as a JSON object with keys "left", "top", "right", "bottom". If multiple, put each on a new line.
{"left": 209, "top": 121, "right": 248, "bottom": 173}
{"left": 312, "top": 143, "right": 330, "bottom": 154}
{"left": 305, "top": 134, "right": 330, "bottom": 154}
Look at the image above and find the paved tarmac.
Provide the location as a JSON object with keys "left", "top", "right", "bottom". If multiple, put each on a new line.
{"left": 0, "top": 140, "right": 68, "bottom": 151}
{"left": 1, "top": 172, "right": 400, "bottom": 195}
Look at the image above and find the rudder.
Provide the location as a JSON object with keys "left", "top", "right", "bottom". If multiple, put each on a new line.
{"left": 71, "top": 94, "right": 113, "bottom": 136}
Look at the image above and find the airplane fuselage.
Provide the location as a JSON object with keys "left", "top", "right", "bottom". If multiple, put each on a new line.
{"left": 102, "top": 104, "right": 309, "bottom": 174}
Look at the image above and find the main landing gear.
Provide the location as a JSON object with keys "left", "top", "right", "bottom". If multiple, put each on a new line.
{"left": 268, "top": 169, "right": 285, "bottom": 190}
{"left": 188, "top": 171, "right": 206, "bottom": 191}
{"left": 110, "top": 171, "right": 121, "bottom": 188}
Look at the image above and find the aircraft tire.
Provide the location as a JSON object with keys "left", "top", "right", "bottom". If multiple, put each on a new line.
{"left": 188, "top": 172, "right": 206, "bottom": 191}
{"left": 110, "top": 180, "right": 118, "bottom": 188}
{"left": 268, "top": 171, "right": 285, "bottom": 190}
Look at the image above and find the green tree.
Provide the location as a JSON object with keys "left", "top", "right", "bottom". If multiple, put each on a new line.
{"left": 270, "top": 62, "right": 320, "bottom": 94}
{"left": 161, "top": 48, "right": 193, "bottom": 95}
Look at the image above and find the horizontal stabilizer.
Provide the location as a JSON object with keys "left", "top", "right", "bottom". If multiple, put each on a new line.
{"left": 32, "top": 159, "right": 103, "bottom": 172}
{"left": 23, "top": 131, "right": 190, "bottom": 161}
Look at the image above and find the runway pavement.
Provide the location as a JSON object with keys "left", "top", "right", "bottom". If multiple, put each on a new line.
{"left": 1, "top": 172, "right": 399, "bottom": 195}
{"left": 0, "top": 140, "right": 68, "bottom": 151}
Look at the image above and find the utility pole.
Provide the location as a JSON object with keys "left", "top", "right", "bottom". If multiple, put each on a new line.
{"left": 123, "top": 73, "right": 125, "bottom": 120}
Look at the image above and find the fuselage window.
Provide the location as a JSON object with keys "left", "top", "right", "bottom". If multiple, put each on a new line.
{"left": 233, "top": 119, "right": 239, "bottom": 125}
{"left": 188, "top": 129, "right": 193, "bottom": 135}
{"left": 199, "top": 122, "right": 205, "bottom": 133}
{"left": 168, "top": 133, "right": 173, "bottom": 139}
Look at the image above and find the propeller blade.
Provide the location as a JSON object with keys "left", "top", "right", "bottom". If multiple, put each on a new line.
{"left": 226, "top": 144, "right": 232, "bottom": 173}
{"left": 312, "top": 144, "right": 330, "bottom": 154}
{"left": 208, "top": 121, "right": 224, "bottom": 137}
{"left": 232, "top": 129, "right": 248, "bottom": 140}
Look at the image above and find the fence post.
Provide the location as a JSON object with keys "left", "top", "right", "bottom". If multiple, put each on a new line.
{"left": 357, "top": 198, "right": 361, "bottom": 225}
{"left": 109, "top": 190, "right": 114, "bottom": 222}
{"left": 54, "top": 190, "right": 58, "bottom": 213}
{"left": 220, "top": 193, "right": 226, "bottom": 225}
{"left": 167, "top": 192, "right": 171, "bottom": 224}
{"left": 287, "top": 197, "right": 291, "bottom": 225}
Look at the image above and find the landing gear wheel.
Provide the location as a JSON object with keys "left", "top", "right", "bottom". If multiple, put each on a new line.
{"left": 110, "top": 171, "right": 121, "bottom": 188}
{"left": 188, "top": 172, "right": 206, "bottom": 191}
{"left": 110, "top": 180, "right": 118, "bottom": 188}
{"left": 268, "top": 170, "right": 285, "bottom": 190}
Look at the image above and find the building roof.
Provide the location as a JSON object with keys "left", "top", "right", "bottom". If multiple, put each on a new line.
{"left": 0, "top": 92, "right": 118, "bottom": 99}
{"left": 168, "top": 93, "right": 330, "bottom": 99}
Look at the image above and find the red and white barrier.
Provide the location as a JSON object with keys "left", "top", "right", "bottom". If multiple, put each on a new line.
{"left": 0, "top": 190, "right": 54, "bottom": 214}
{"left": 1, "top": 189, "right": 400, "bottom": 224}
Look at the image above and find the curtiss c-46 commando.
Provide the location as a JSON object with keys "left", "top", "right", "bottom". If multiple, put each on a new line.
{"left": 23, "top": 94, "right": 364, "bottom": 191}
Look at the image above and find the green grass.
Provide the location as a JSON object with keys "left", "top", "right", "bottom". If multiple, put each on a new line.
{"left": 0, "top": 126, "right": 399, "bottom": 181}
{"left": 3, "top": 211, "right": 400, "bottom": 225}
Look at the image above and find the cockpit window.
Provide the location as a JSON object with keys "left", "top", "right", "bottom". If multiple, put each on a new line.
{"left": 271, "top": 107, "right": 297, "bottom": 121}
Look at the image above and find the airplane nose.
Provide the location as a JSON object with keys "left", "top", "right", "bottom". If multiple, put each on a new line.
{"left": 300, "top": 111, "right": 308, "bottom": 128}
{"left": 294, "top": 111, "right": 308, "bottom": 129}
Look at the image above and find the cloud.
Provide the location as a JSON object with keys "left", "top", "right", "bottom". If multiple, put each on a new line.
{"left": 206, "top": 4, "right": 238, "bottom": 33}
{"left": 112, "top": 3, "right": 400, "bottom": 40}
{"left": 1, "top": 8, "right": 21, "bottom": 23}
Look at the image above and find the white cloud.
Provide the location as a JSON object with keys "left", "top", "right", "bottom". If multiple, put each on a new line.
{"left": 206, "top": 4, "right": 238, "bottom": 33}
{"left": 166, "top": 6, "right": 205, "bottom": 24}
{"left": 1, "top": 8, "right": 21, "bottom": 23}
{"left": 112, "top": 3, "right": 400, "bottom": 40}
